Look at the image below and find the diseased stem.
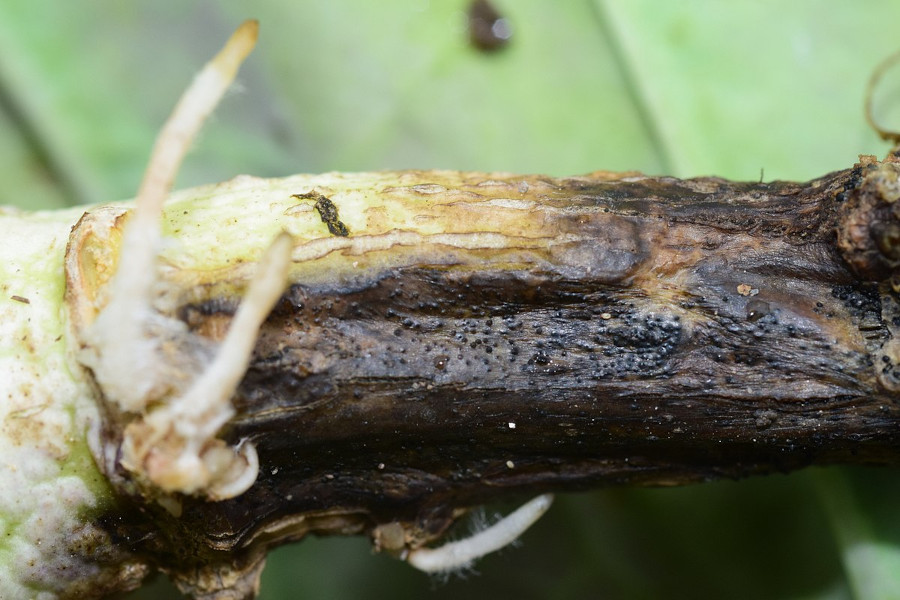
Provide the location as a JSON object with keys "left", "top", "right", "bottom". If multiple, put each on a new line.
{"left": 64, "top": 154, "right": 900, "bottom": 595}
{"left": 7, "top": 14, "right": 900, "bottom": 600}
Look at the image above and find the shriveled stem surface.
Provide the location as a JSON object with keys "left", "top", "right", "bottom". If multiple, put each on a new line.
{"left": 64, "top": 155, "right": 900, "bottom": 594}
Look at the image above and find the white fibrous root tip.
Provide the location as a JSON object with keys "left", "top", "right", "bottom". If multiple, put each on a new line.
{"left": 78, "top": 21, "right": 278, "bottom": 503}
{"left": 207, "top": 440, "right": 260, "bottom": 500}
{"left": 406, "top": 494, "right": 554, "bottom": 573}
{"left": 214, "top": 20, "right": 259, "bottom": 82}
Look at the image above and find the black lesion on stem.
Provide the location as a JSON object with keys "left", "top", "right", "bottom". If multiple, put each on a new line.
{"left": 130, "top": 161, "right": 900, "bottom": 566}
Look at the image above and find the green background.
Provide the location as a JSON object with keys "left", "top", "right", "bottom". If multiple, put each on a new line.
{"left": 1, "top": 1, "right": 900, "bottom": 598}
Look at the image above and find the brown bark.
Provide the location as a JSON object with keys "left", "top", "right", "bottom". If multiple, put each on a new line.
{"left": 80, "top": 156, "right": 900, "bottom": 592}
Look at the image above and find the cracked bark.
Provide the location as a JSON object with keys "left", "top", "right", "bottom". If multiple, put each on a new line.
{"left": 69, "top": 155, "right": 900, "bottom": 597}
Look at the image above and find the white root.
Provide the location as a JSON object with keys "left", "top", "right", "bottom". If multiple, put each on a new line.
{"left": 406, "top": 494, "right": 554, "bottom": 573}
{"left": 89, "top": 20, "right": 261, "bottom": 413}
{"left": 80, "top": 20, "right": 290, "bottom": 501}
{"left": 120, "top": 233, "right": 292, "bottom": 499}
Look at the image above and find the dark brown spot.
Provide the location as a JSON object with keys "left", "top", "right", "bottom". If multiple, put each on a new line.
{"left": 293, "top": 192, "right": 350, "bottom": 237}
{"left": 746, "top": 299, "right": 770, "bottom": 321}
{"left": 468, "top": 0, "right": 512, "bottom": 52}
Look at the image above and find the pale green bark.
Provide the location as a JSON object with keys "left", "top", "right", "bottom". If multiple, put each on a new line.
{"left": 0, "top": 206, "right": 138, "bottom": 598}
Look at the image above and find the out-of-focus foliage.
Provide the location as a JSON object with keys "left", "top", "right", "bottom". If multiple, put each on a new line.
{"left": 1, "top": 1, "right": 899, "bottom": 598}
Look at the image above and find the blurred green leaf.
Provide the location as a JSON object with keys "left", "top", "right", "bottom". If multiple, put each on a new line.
{"left": 816, "top": 469, "right": 900, "bottom": 600}
{"left": 2, "top": 1, "right": 900, "bottom": 599}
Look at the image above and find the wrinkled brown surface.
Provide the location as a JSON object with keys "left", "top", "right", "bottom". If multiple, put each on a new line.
{"left": 75, "top": 160, "right": 900, "bottom": 587}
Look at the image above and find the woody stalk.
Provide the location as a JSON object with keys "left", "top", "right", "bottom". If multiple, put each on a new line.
{"left": 2, "top": 19, "right": 900, "bottom": 600}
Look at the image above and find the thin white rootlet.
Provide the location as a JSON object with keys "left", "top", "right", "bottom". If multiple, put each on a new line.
{"left": 406, "top": 494, "right": 554, "bottom": 573}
